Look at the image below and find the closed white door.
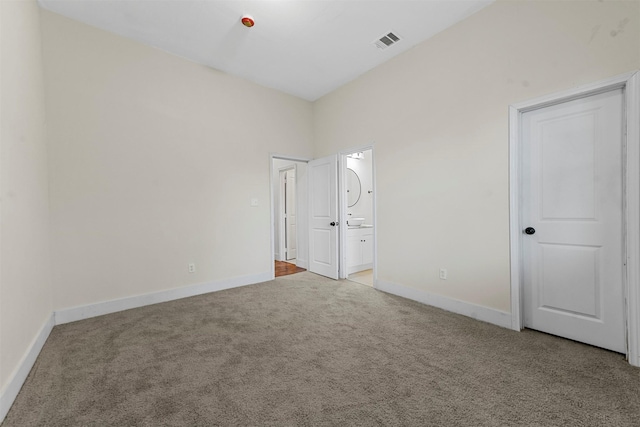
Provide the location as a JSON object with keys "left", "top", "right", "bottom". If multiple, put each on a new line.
{"left": 522, "top": 88, "right": 625, "bottom": 353}
{"left": 285, "top": 169, "right": 297, "bottom": 260}
{"left": 308, "top": 155, "right": 339, "bottom": 279}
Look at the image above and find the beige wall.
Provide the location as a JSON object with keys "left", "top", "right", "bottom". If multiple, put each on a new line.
{"left": 0, "top": 0, "right": 53, "bottom": 394}
{"left": 40, "top": 11, "right": 314, "bottom": 311}
{"left": 314, "top": 0, "right": 640, "bottom": 311}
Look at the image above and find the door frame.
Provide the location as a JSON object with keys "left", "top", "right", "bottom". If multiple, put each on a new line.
{"left": 508, "top": 71, "right": 640, "bottom": 366}
{"left": 277, "top": 165, "right": 297, "bottom": 262}
{"left": 270, "top": 154, "right": 310, "bottom": 279}
{"left": 339, "top": 144, "right": 377, "bottom": 284}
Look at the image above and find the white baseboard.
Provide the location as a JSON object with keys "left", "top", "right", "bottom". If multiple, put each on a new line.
{"left": 296, "top": 258, "right": 308, "bottom": 269}
{"left": 0, "top": 313, "right": 55, "bottom": 424}
{"left": 55, "top": 272, "right": 272, "bottom": 325}
{"left": 376, "top": 279, "right": 513, "bottom": 329}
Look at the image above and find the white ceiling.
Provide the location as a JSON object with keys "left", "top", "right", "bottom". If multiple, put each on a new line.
{"left": 38, "top": 0, "right": 494, "bottom": 101}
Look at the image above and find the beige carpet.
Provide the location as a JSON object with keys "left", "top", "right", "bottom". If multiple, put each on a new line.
{"left": 4, "top": 272, "right": 639, "bottom": 426}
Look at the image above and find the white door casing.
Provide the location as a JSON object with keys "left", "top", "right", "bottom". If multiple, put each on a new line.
{"left": 308, "top": 155, "right": 339, "bottom": 279}
{"left": 522, "top": 89, "right": 625, "bottom": 353}
{"left": 509, "top": 71, "right": 640, "bottom": 366}
{"left": 285, "top": 169, "right": 297, "bottom": 260}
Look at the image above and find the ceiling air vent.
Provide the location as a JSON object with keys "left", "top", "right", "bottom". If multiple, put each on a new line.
{"left": 373, "top": 31, "right": 401, "bottom": 50}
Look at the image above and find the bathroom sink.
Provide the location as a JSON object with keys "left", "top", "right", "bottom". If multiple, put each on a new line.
{"left": 347, "top": 217, "right": 365, "bottom": 226}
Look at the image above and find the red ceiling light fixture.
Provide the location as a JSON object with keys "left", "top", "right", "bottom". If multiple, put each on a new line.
{"left": 241, "top": 15, "right": 255, "bottom": 28}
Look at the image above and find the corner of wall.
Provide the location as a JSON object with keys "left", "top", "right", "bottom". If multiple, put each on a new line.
{"left": 0, "top": 313, "right": 54, "bottom": 423}
{"left": 0, "top": 0, "right": 55, "bottom": 421}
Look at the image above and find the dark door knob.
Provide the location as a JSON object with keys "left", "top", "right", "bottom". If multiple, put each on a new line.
{"left": 524, "top": 227, "right": 536, "bottom": 235}
{"left": 330, "top": 222, "right": 337, "bottom": 226}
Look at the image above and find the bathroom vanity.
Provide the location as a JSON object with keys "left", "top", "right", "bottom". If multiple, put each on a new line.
{"left": 346, "top": 226, "right": 373, "bottom": 274}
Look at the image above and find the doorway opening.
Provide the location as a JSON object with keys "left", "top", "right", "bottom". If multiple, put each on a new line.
{"left": 305, "top": 147, "right": 376, "bottom": 282}
{"left": 271, "top": 156, "right": 309, "bottom": 278}
{"left": 340, "top": 147, "right": 376, "bottom": 287}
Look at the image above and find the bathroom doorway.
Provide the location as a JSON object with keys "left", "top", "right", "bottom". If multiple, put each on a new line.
{"left": 340, "top": 147, "right": 376, "bottom": 287}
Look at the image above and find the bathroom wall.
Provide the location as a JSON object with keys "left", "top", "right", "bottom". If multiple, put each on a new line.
{"left": 346, "top": 150, "right": 373, "bottom": 226}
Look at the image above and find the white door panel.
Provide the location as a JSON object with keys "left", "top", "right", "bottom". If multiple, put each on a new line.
{"left": 523, "top": 88, "right": 625, "bottom": 353}
{"left": 538, "top": 243, "right": 600, "bottom": 317}
{"left": 308, "top": 155, "right": 339, "bottom": 279}
{"left": 285, "top": 169, "right": 297, "bottom": 260}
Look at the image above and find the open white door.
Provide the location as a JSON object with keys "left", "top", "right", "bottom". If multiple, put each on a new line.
{"left": 285, "top": 169, "right": 297, "bottom": 260}
{"left": 308, "top": 155, "right": 339, "bottom": 279}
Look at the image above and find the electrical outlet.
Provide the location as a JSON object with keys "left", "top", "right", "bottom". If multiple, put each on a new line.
{"left": 250, "top": 198, "right": 259, "bottom": 207}
{"left": 439, "top": 268, "right": 447, "bottom": 280}
{"left": 188, "top": 263, "right": 196, "bottom": 273}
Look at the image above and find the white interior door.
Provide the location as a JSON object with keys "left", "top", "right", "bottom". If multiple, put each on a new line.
{"left": 522, "top": 88, "right": 625, "bottom": 353}
{"left": 285, "top": 169, "right": 297, "bottom": 260}
{"left": 308, "top": 155, "right": 339, "bottom": 279}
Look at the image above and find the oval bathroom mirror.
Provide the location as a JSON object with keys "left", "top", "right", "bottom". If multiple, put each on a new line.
{"left": 347, "top": 168, "right": 361, "bottom": 207}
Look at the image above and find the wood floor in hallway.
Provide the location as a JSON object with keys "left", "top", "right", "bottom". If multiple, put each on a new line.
{"left": 274, "top": 260, "right": 306, "bottom": 277}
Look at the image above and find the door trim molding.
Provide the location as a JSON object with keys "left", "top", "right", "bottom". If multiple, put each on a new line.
{"left": 509, "top": 71, "right": 640, "bottom": 366}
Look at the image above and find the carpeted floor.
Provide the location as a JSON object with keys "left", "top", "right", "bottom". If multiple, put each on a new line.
{"left": 4, "top": 272, "right": 639, "bottom": 426}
